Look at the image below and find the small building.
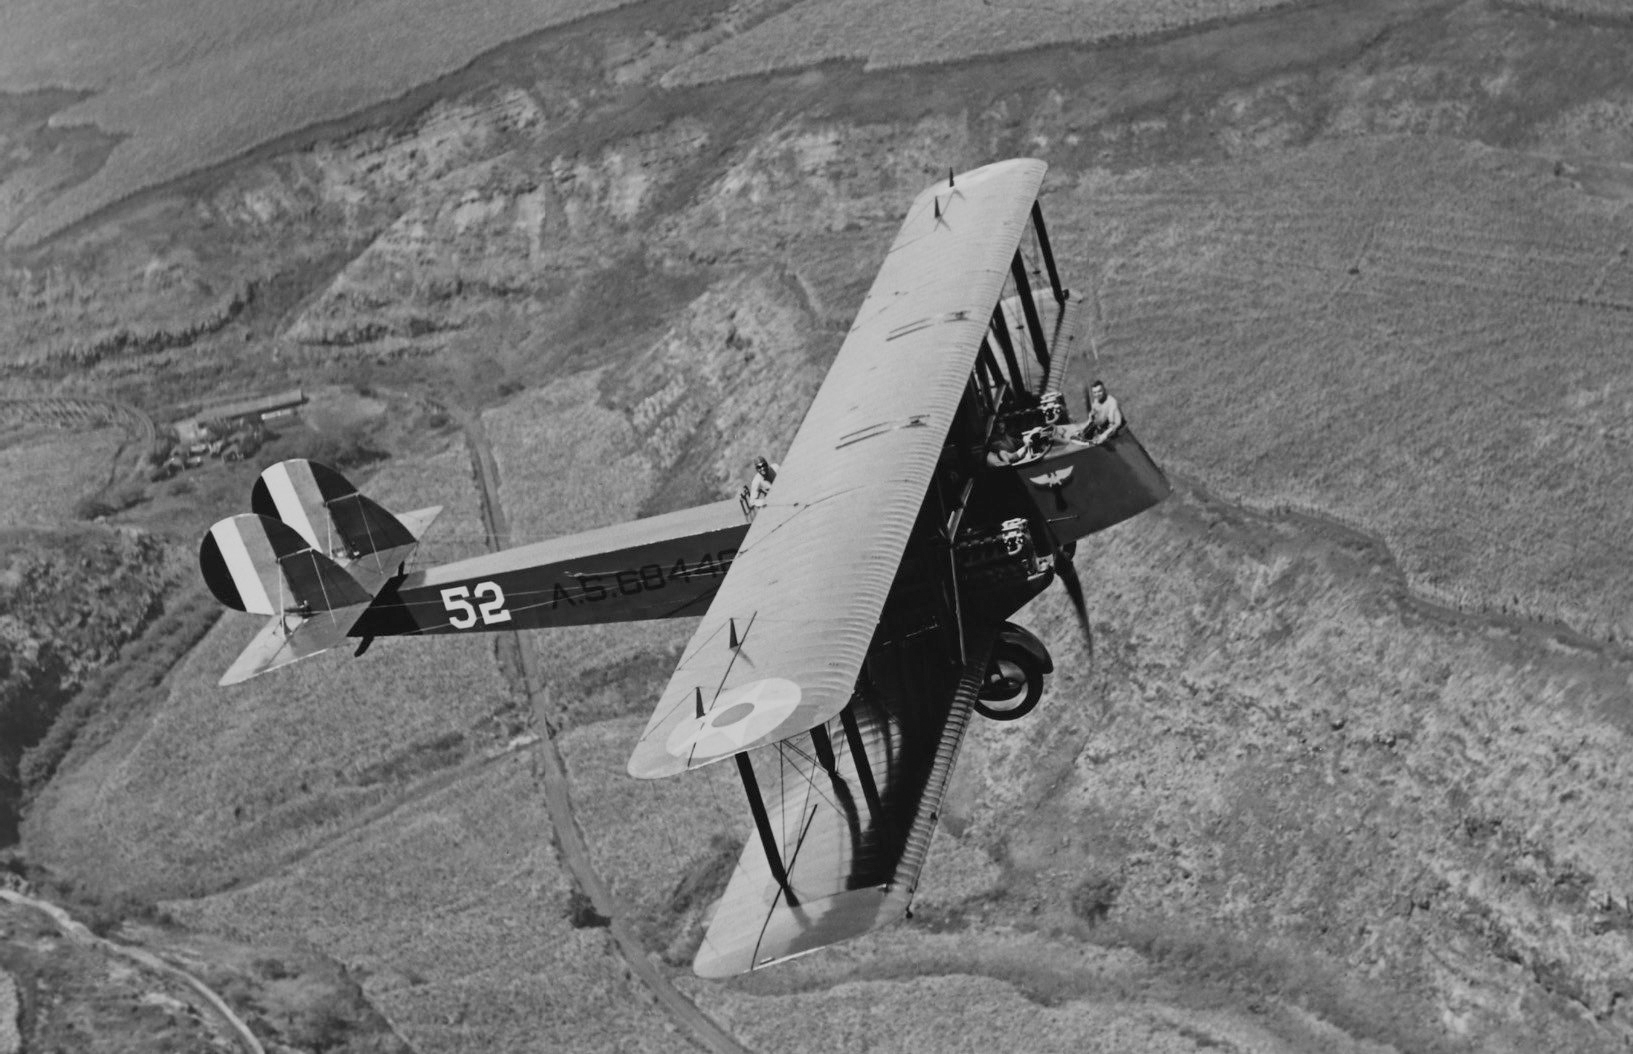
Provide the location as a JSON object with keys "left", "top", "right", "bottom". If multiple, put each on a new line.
{"left": 198, "top": 386, "right": 306, "bottom": 426}
{"left": 175, "top": 387, "right": 306, "bottom": 443}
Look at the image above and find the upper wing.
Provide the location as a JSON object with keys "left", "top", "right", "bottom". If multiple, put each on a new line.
{"left": 691, "top": 625, "right": 995, "bottom": 977}
{"left": 629, "top": 158, "right": 1047, "bottom": 779}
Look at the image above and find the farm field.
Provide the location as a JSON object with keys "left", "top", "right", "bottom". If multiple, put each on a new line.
{"left": 1055, "top": 135, "right": 1633, "bottom": 642}
{"left": 0, "top": 427, "right": 123, "bottom": 527}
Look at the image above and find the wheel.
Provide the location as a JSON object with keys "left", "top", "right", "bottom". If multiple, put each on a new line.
{"left": 975, "top": 641, "right": 1045, "bottom": 721}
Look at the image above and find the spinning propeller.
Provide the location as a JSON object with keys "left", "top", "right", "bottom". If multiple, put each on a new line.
{"left": 1052, "top": 542, "right": 1094, "bottom": 664}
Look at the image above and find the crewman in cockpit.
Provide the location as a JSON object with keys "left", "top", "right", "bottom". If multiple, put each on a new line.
{"left": 747, "top": 456, "right": 779, "bottom": 509}
{"left": 985, "top": 432, "right": 1021, "bottom": 467}
{"left": 1081, "top": 379, "right": 1124, "bottom": 446}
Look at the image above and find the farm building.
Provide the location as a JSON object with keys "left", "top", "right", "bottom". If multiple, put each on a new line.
{"left": 175, "top": 387, "right": 305, "bottom": 443}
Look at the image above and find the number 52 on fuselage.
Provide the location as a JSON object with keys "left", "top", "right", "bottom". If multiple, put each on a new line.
{"left": 199, "top": 159, "right": 1170, "bottom": 978}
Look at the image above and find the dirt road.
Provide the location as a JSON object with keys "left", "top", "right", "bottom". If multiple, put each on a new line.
{"left": 457, "top": 410, "right": 750, "bottom": 1054}
{"left": 0, "top": 889, "right": 264, "bottom": 1054}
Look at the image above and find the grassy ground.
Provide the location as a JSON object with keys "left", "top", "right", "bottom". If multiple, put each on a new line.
{"left": 1049, "top": 135, "right": 1633, "bottom": 642}
{"left": 170, "top": 750, "right": 680, "bottom": 1054}
{"left": 20, "top": 446, "right": 509, "bottom": 901}
{"left": 0, "top": 428, "right": 123, "bottom": 527}
{"left": 966, "top": 482, "right": 1633, "bottom": 1052}
{"left": 561, "top": 716, "right": 748, "bottom": 960}
{"left": 0, "top": 895, "right": 411, "bottom": 1054}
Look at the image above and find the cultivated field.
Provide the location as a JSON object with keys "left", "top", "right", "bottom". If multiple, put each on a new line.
{"left": 0, "top": 427, "right": 122, "bottom": 527}
{"left": 0, "top": 0, "right": 641, "bottom": 247}
{"left": 662, "top": 0, "right": 1304, "bottom": 86}
{"left": 1047, "top": 135, "right": 1633, "bottom": 644}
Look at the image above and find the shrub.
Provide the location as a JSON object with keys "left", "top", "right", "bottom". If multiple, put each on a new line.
{"left": 1071, "top": 872, "right": 1121, "bottom": 924}
{"left": 110, "top": 482, "right": 148, "bottom": 510}
{"left": 72, "top": 496, "right": 118, "bottom": 520}
{"left": 285, "top": 426, "right": 385, "bottom": 470}
{"left": 566, "top": 887, "right": 610, "bottom": 929}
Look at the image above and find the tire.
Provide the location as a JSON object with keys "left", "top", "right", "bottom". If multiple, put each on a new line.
{"left": 975, "top": 641, "right": 1045, "bottom": 721}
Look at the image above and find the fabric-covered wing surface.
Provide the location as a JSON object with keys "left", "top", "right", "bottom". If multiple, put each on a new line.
{"left": 692, "top": 629, "right": 994, "bottom": 977}
{"left": 629, "top": 158, "right": 1047, "bottom": 780}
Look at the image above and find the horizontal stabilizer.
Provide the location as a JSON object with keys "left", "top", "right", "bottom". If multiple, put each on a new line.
{"left": 200, "top": 513, "right": 371, "bottom": 615}
{"left": 219, "top": 603, "right": 370, "bottom": 686}
{"left": 394, "top": 505, "right": 442, "bottom": 543}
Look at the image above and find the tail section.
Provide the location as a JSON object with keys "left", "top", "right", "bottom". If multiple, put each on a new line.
{"left": 200, "top": 514, "right": 371, "bottom": 615}
{"left": 202, "top": 460, "right": 441, "bottom": 685}
{"left": 250, "top": 459, "right": 436, "bottom": 577}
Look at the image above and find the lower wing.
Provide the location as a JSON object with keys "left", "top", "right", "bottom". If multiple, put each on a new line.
{"left": 692, "top": 625, "right": 996, "bottom": 977}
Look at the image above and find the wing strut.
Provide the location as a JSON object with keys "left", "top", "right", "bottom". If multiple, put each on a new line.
{"left": 838, "top": 706, "right": 885, "bottom": 821}
{"left": 735, "top": 752, "right": 799, "bottom": 906}
{"left": 1010, "top": 251, "right": 1052, "bottom": 373}
{"left": 1030, "top": 201, "right": 1065, "bottom": 303}
{"left": 941, "top": 474, "right": 976, "bottom": 667}
{"left": 811, "top": 725, "right": 839, "bottom": 775}
{"left": 988, "top": 320, "right": 1024, "bottom": 394}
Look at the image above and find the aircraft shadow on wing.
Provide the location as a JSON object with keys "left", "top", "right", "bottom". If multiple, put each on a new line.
{"left": 200, "top": 159, "right": 1171, "bottom": 977}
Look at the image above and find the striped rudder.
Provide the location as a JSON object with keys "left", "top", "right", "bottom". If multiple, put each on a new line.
{"left": 251, "top": 459, "right": 417, "bottom": 560}
{"left": 200, "top": 513, "right": 372, "bottom": 615}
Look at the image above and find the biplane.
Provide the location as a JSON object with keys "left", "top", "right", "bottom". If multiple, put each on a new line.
{"left": 199, "top": 159, "right": 1170, "bottom": 977}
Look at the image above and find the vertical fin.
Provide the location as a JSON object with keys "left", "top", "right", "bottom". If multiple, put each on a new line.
{"left": 200, "top": 514, "right": 371, "bottom": 615}
{"left": 252, "top": 459, "right": 419, "bottom": 559}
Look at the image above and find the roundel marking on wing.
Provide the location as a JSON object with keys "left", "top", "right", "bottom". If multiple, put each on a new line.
{"left": 666, "top": 678, "right": 802, "bottom": 761}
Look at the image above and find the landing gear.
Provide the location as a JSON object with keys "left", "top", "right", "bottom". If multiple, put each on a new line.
{"left": 975, "top": 623, "right": 1054, "bottom": 722}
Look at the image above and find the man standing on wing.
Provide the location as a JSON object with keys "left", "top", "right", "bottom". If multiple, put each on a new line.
{"left": 746, "top": 456, "right": 779, "bottom": 509}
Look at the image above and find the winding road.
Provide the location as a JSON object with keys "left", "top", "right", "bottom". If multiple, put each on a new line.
{"left": 0, "top": 889, "right": 264, "bottom": 1054}
{"left": 456, "top": 410, "right": 750, "bottom": 1054}
{"left": 0, "top": 395, "right": 159, "bottom": 487}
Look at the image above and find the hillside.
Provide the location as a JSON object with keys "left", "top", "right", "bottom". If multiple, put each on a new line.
{"left": 0, "top": 885, "right": 411, "bottom": 1053}
{"left": 5, "top": 0, "right": 1633, "bottom": 1051}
